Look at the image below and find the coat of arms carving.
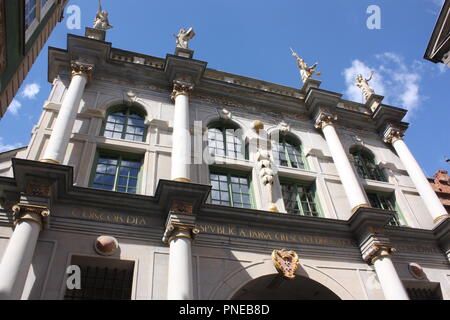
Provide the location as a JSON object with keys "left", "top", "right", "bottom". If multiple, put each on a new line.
{"left": 272, "top": 249, "right": 299, "bottom": 280}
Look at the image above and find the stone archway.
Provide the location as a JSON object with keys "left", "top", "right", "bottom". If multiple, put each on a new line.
{"left": 231, "top": 274, "right": 340, "bottom": 300}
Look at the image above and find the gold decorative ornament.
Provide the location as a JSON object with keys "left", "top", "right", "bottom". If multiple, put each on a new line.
{"left": 433, "top": 214, "right": 450, "bottom": 224}
{"left": 26, "top": 183, "right": 51, "bottom": 197}
{"left": 12, "top": 204, "right": 50, "bottom": 230}
{"left": 351, "top": 203, "right": 371, "bottom": 215}
{"left": 383, "top": 127, "right": 405, "bottom": 144}
{"left": 173, "top": 177, "right": 193, "bottom": 183}
{"left": 39, "top": 158, "right": 60, "bottom": 164}
{"left": 171, "top": 81, "right": 194, "bottom": 101}
{"left": 272, "top": 249, "right": 299, "bottom": 280}
{"left": 252, "top": 120, "right": 264, "bottom": 133}
{"left": 314, "top": 113, "right": 337, "bottom": 130}
{"left": 268, "top": 204, "right": 279, "bottom": 212}
{"left": 70, "top": 61, "right": 94, "bottom": 81}
{"left": 170, "top": 201, "right": 193, "bottom": 214}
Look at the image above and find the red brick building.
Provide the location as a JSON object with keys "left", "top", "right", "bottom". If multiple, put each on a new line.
{"left": 429, "top": 170, "right": 450, "bottom": 213}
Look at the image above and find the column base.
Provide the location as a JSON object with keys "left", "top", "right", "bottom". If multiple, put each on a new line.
{"left": 173, "top": 177, "right": 192, "bottom": 183}
{"left": 39, "top": 159, "right": 60, "bottom": 164}
{"left": 433, "top": 214, "right": 450, "bottom": 224}
{"left": 351, "top": 203, "right": 371, "bottom": 215}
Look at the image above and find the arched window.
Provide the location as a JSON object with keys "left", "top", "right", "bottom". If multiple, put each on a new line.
{"left": 207, "top": 120, "right": 247, "bottom": 159}
{"left": 350, "top": 147, "right": 386, "bottom": 182}
{"left": 103, "top": 106, "right": 146, "bottom": 142}
{"left": 271, "top": 133, "right": 305, "bottom": 169}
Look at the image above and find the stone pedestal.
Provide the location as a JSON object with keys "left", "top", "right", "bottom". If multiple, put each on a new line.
{"left": 175, "top": 47, "right": 194, "bottom": 59}
{"left": 366, "top": 94, "right": 384, "bottom": 113}
{"left": 301, "top": 78, "right": 321, "bottom": 94}
{"left": 85, "top": 27, "right": 106, "bottom": 41}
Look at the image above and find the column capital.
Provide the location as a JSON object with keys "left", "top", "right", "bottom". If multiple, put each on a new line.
{"left": 162, "top": 202, "right": 198, "bottom": 243}
{"left": 171, "top": 80, "right": 194, "bottom": 101}
{"left": 70, "top": 60, "right": 95, "bottom": 81}
{"left": 314, "top": 111, "right": 338, "bottom": 130}
{"left": 360, "top": 236, "right": 396, "bottom": 265}
{"left": 12, "top": 203, "right": 50, "bottom": 230}
{"left": 383, "top": 125, "right": 405, "bottom": 144}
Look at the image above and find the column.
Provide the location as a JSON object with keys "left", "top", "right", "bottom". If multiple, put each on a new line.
{"left": 315, "top": 111, "right": 369, "bottom": 213}
{"left": 170, "top": 81, "right": 193, "bottom": 182}
{"left": 162, "top": 202, "right": 198, "bottom": 300}
{"left": 363, "top": 243, "right": 409, "bottom": 300}
{"left": 41, "top": 61, "right": 94, "bottom": 164}
{"left": 0, "top": 204, "right": 49, "bottom": 300}
{"left": 384, "top": 126, "right": 449, "bottom": 224}
{"left": 167, "top": 228, "right": 194, "bottom": 299}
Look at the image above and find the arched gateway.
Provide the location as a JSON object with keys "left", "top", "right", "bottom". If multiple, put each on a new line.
{"left": 231, "top": 274, "right": 340, "bottom": 300}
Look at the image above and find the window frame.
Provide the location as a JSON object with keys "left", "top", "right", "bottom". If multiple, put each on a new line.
{"left": 102, "top": 106, "right": 148, "bottom": 143}
{"left": 24, "top": 0, "right": 55, "bottom": 43}
{"left": 208, "top": 167, "right": 254, "bottom": 209}
{"left": 279, "top": 177, "right": 322, "bottom": 217}
{"left": 271, "top": 133, "right": 307, "bottom": 170}
{"left": 207, "top": 120, "right": 248, "bottom": 160}
{"left": 366, "top": 192, "right": 407, "bottom": 226}
{"left": 351, "top": 148, "right": 386, "bottom": 182}
{"left": 89, "top": 149, "right": 144, "bottom": 195}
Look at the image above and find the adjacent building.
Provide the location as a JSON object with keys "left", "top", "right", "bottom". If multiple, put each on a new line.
{"left": 424, "top": 0, "right": 450, "bottom": 68}
{"left": 0, "top": 21, "right": 449, "bottom": 300}
{"left": 0, "top": 0, "right": 69, "bottom": 117}
{"left": 430, "top": 170, "right": 450, "bottom": 214}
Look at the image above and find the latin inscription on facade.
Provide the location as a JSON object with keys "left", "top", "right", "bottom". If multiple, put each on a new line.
{"left": 197, "top": 223, "right": 357, "bottom": 248}
{"left": 70, "top": 207, "right": 148, "bottom": 226}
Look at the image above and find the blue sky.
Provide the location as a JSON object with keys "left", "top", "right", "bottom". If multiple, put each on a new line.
{"left": 1, "top": 0, "right": 449, "bottom": 177}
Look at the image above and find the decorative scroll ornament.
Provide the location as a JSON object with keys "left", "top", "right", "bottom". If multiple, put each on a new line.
{"left": 256, "top": 148, "right": 277, "bottom": 212}
{"left": 314, "top": 112, "right": 337, "bottom": 130}
{"left": 355, "top": 71, "right": 375, "bottom": 102}
{"left": 272, "top": 249, "right": 300, "bottom": 279}
{"left": 169, "top": 201, "right": 193, "bottom": 215}
{"left": 290, "top": 47, "right": 321, "bottom": 83}
{"left": 219, "top": 108, "right": 232, "bottom": 120}
{"left": 383, "top": 126, "right": 405, "bottom": 144}
{"left": 71, "top": 61, "right": 94, "bottom": 80}
{"left": 26, "top": 183, "right": 51, "bottom": 197}
{"left": 93, "top": 0, "right": 113, "bottom": 31}
{"left": 277, "top": 121, "right": 290, "bottom": 134}
{"left": 174, "top": 27, "right": 196, "bottom": 49}
{"left": 12, "top": 204, "right": 50, "bottom": 230}
{"left": 171, "top": 81, "right": 194, "bottom": 100}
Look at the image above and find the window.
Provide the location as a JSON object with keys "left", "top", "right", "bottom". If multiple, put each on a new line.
{"left": 350, "top": 148, "right": 386, "bottom": 182}
{"left": 64, "top": 256, "right": 134, "bottom": 300}
{"left": 24, "top": 0, "right": 54, "bottom": 41}
{"left": 281, "top": 180, "right": 321, "bottom": 216}
{"left": 209, "top": 169, "right": 253, "bottom": 208}
{"left": 272, "top": 134, "right": 305, "bottom": 169}
{"left": 103, "top": 107, "right": 146, "bottom": 142}
{"left": 24, "top": 0, "right": 37, "bottom": 31}
{"left": 91, "top": 152, "right": 142, "bottom": 194}
{"left": 367, "top": 192, "right": 404, "bottom": 226}
{"left": 207, "top": 121, "right": 246, "bottom": 159}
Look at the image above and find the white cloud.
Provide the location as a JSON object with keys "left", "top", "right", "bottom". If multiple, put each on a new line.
{"left": 0, "top": 137, "right": 23, "bottom": 153}
{"left": 21, "top": 83, "right": 40, "bottom": 99}
{"left": 7, "top": 99, "right": 22, "bottom": 115}
{"left": 437, "top": 63, "right": 447, "bottom": 74}
{"left": 342, "top": 52, "right": 422, "bottom": 119}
